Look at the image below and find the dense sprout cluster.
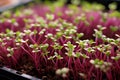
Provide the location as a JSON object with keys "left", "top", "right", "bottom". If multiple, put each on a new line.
{"left": 0, "top": 3, "right": 120, "bottom": 80}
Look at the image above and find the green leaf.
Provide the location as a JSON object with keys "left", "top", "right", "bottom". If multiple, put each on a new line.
{"left": 110, "top": 26, "right": 118, "bottom": 32}
{"left": 109, "top": 2, "right": 117, "bottom": 10}
{"left": 46, "top": 14, "right": 54, "bottom": 20}
{"left": 77, "top": 33, "right": 84, "bottom": 39}
{"left": 94, "top": 59, "right": 100, "bottom": 64}
{"left": 75, "top": 52, "right": 81, "bottom": 58}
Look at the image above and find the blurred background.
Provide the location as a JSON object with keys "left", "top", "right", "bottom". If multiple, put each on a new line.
{"left": 0, "top": 0, "right": 120, "bottom": 12}
{"left": 0, "top": 0, "right": 32, "bottom": 12}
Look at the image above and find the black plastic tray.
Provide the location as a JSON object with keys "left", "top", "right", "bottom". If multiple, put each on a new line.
{"left": 0, "top": 66, "right": 41, "bottom": 80}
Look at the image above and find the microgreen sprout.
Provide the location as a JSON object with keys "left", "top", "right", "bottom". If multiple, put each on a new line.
{"left": 39, "top": 29, "right": 46, "bottom": 35}
{"left": 79, "top": 73, "right": 87, "bottom": 79}
{"left": 0, "top": 38, "right": 3, "bottom": 43}
{"left": 54, "top": 52, "right": 63, "bottom": 60}
{"left": 24, "top": 30, "right": 33, "bottom": 35}
{"left": 1, "top": 11, "right": 11, "bottom": 18}
{"left": 7, "top": 47, "right": 14, "bottom": 57}
{"left": 29, "top": 44, "right": 40, "bottom": 53}
{"left": 56, "top": 67, "right": 69, "bottom": 77}
{"left": 45, "top": 33, "right": 53, "bottom": 38}
{"left": 5, "top": 29, "right": 15, "bottom": 37}
{"left": 93, "top": 29, "right": 103, "bottom": 38}
{"left": 76, "top": 33, "right": 84, "bottom": 39}
{"left": 84, "top": 47, "right": 95, "bottom": 53}
{"left": 110, "top": 26, "right": 118, "bottom": 32}
{"left": 53, "top": 43, "right": 63, "bottom": 50}
{"left": 23, "top": 9, "right": 34, "bottom": 15}
{"left": 65, "top": 10, "right": 74, "bottom": 16}
{"left": 90, "top": 59, "right": 112, "bottom": 72}
{"left": 40, "top": 44, "right": 49, "bottom": 55}
{"left": 80, "top": 53, "right": 89, "bottom": 59}
{"left": 76, "top": 40, "right": 88, "bottom": 48}
{"left": 48, "top": 20, "right": 58, "bottom": 28}
{"left": 64, "top": 41, "right": 76, "bottom": 57}
{"left": 109, "top": 2, "right": 117, "bottom": 10}
{"left": 46, "top": 14, "right": 54, "bottom": 20}
{"left": 111, "top": 54, "right": 120, "bottom": 61}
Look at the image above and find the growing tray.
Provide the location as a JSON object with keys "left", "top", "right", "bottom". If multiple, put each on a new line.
{"left": 0, "top": 66, "right": 41, "bottom": 80}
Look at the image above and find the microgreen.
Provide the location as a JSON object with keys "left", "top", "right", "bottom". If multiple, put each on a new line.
{"left": 0, "top": 2, "right": 120, "bottom": 80}
{"left": 90, "top": 59, "right": 112, "bottom": 72}
{"left": 7, "top": 47, "right": 14, "bottom": 57}
{"left": 56, "top": 67, "right": 69, "bottom": 77}
{"left": 46, "top": 14, "right": 54, "bottom": 20}
{"left": 64, "top": 41, "right": 76, "bottom": 57}
{"left": 110, "top": 26, "right": 118, "bottom": 32}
